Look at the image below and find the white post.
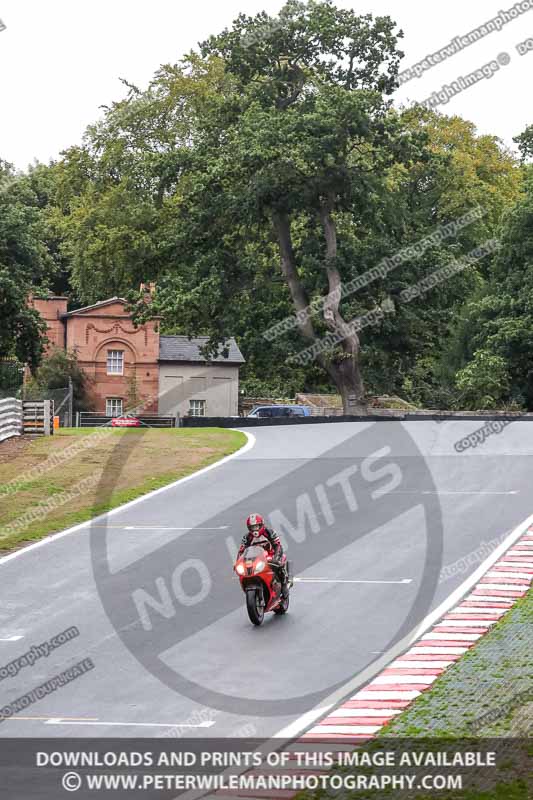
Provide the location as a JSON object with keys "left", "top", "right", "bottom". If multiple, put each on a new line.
{"left": 43, "top": 399, "right": 52, "bottom": 436}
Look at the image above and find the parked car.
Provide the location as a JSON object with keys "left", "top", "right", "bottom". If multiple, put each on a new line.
{"left": 247, "top": 405, "right": 311, "bottom": 418}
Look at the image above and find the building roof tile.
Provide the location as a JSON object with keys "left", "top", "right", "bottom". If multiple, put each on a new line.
{"left": 62, "top": 298, "right": 127, "bottom": 317}
{"left": 159, "top": 335, "right": 245, "bottom": 364}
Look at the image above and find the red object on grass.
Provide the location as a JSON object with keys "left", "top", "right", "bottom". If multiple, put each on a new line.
{"left": 111, "top": 417, "right": 141, "bottom": 427}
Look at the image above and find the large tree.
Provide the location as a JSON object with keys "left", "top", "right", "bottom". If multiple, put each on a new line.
{"left": 49, "top": 56, "right": 227, "bottom": 306}
{"left": 362, "top": 109, "right": 522, "bottom": 406}
{"left": 513, "top": 124, "right": 533, "bottom": 162}
{"left": 169, "top": 0, "right": 421, "bottom": 411}
{"left": 0, "top": 160, "right": 51, "bottom": 371}
{"left": 445, "top": 168, "right": 533, "bottom": 409}
{"left": 52, "top": 2, "right": 419, "bottom": 409}
{"left": 47, "top": 2, "right": 523, "bottom": 409}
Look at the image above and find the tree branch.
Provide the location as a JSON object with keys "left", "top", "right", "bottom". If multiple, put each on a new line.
{"left": 319, "top": 194, "right": 360, "bottom": 359}
{"left": 275, "top": 64, "right": 306, "bottom": 110}
{"left": 272, "top": 210, "right": 315, "bottom": 342}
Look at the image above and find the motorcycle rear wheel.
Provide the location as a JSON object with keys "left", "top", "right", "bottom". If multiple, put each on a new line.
{"left": 246, "top": 589, "right": 264, "bottom": 626}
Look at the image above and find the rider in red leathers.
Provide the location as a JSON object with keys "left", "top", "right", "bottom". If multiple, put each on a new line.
{"left": 238, "top": 513, "right": 289, "bottom": 597}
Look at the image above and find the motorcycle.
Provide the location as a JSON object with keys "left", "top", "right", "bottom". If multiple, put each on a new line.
{"left": 234, "top": 540, "right": 292, "bottom": 626}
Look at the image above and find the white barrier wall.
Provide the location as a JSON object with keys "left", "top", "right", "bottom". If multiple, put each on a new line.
{"left": 0, "top": 398, "right": 23, "bottom": 443}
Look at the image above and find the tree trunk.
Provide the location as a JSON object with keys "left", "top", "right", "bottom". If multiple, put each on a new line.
{"left": 272, "top": 211, "right": 315, "bottom": 340}
{"left": 328, "top": 356, "right": 366, "bottom": 415}
{"left": 319, "top": 196, "right": 366, "bottom": 414}
{"left": 272, "top": 208, "right": 367, "bottom": 415}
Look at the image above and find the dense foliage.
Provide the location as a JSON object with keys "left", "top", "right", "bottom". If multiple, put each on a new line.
{"left": 446, "top": 171, "right": 533, "bottom": 409}
{"left": 0, "top": 160, "right": 53, "bottom": 371}
{"left": 0, "top": 1, "right": 530, "bottom": 409}
{"left": 24, "top": 349, "right": 91, "bottom": 411}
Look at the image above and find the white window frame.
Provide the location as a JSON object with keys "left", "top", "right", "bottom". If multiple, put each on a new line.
{"left": 107, "top": 349, "right": 124, "bottom": 375}
{"left": 106, "top": 397, "right": 124, "bottom": 417}
{"left": 189, "top": 399, "right": 206, "bottom": 417}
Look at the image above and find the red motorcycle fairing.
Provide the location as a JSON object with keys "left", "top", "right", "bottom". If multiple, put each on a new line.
{"left": 233, "top": 541, "right": 290, "bottom": 626}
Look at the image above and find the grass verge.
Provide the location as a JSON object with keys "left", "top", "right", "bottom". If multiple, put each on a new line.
{"left": 382, "top": 587, "right": 532, "bottom": 738}
{"left": 0, "top": 427, "right": 247, "bottom": 554}
{"left": 374, "top": 585, "right": 532, "bottom": 798}
{"left": 300, "top": 587, "right": 532, "bottom": 800}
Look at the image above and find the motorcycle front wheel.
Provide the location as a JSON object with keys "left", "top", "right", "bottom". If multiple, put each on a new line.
{"left": 246, "top": 588, "right": 264, "bottom": 626}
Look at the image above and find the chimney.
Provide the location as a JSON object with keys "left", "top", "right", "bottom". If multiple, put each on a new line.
{"left": 27, "top": 295, "right": 68, "bottom": 354}
{"left": 140, "top": 282, "right": 156, "bottom": 303}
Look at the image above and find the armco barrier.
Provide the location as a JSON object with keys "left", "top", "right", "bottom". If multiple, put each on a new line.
{"left": 182, "top": 411, "right": 533, "bottom": 427}
{"left": 0, "top": 398, "right": 23, "bottom": 442}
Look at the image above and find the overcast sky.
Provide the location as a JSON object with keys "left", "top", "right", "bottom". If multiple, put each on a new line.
{"left": 0, "top": 0, "right": 531, "bottom": 170}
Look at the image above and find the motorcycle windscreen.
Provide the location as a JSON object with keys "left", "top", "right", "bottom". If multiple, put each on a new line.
{"left": 242, "top": 545, "right": 269, "bottom": 559}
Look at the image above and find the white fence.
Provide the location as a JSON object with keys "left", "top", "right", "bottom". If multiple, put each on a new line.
{"left": 0, "top": 398, "right": 23, "bottom": 443}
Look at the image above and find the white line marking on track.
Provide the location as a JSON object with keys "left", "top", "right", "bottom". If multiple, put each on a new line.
{"left": 5, "top": 716, "right": 98, "bottom": 722}
{"left": 391, "top": 490, "right": 519, "bottom": 495}
{"left": 451, "top": 607, "right": 505, "bottom": 614}
{"left": 372, "top": 675, "right": 435, "bottom": 685}
{"left": 330, "top": 707, "right": 403, "bottom": 718}
{"left": 422, "top": 632, "right": 482, "bottom": 641}
{"left": 487, "top": 571, "right": 532, "bottom": 579}
{"left": 97, "top": 526, "right": 229, "bottom": 531}
{"left": 0, "top": 431, "right": 256, "bottom": 567}
{"left": 477, "top": 583, "right": 528, "bottom": 590}
{"left": 311, "top": 724, "right": 382, "bottom": 734}
{"left": 294, "top": 578, "right": 412, "bottom": 585}
{"left": 392, "top": 660, "right": 454, "bottom": 669}
{"left": 45, "top": 719, "right": 215, "bottom": 728}
{"left": 275, "top": 512, "right": 533, "bottom": 741}
{"left": 355, "top": 690, "right": 421, "bottom": 700}
{"left": 439, "top": 619, "right": 496, "bottom": 627}
{"left": 410, "top": 646, "right": 469, "bottom": 654}
{"left": 464, "top": 595, "right": 514, "bottom": 604}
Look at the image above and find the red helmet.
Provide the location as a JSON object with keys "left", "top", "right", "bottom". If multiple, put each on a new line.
{"left": 246, "top": 513, "right": 266, "bottom": 535}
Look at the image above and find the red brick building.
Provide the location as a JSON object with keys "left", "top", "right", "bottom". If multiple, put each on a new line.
{"left": 29, "top": 295, "right": 244, "bottom": 417}
{"left": 30, "top": 296, "right": 160, "bottom": 414}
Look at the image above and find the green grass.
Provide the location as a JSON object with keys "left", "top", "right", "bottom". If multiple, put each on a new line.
{"left": 299, "top": 585, "right": 531, "bottom": 800}
{"left": 382, "top": 587, "right": 532, "bottom": 738}
{"left": 0, "top": 427, "right": 247, "bottom": 553}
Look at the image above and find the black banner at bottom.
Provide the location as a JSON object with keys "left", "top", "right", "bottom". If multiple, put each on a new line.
{"left": 0, "top": 738, "right": 530, "bottom": 799}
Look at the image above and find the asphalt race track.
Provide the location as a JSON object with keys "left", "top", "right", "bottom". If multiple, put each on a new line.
{"left": 0, "top": 420, "right": 531, "bottom": 739}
